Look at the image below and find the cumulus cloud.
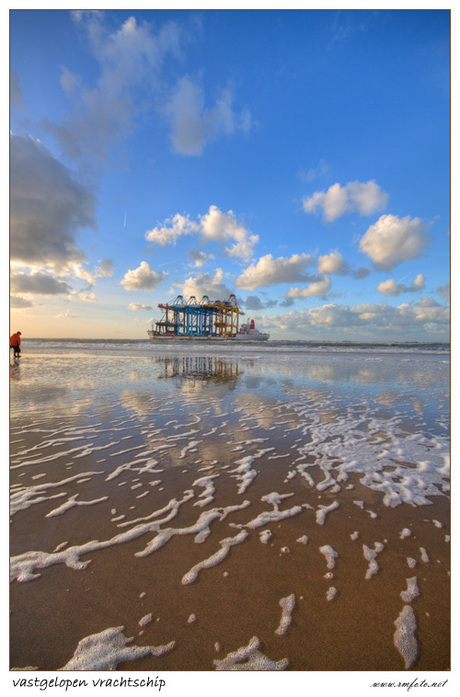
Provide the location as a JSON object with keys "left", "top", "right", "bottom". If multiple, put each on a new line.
{"left": 10, "top": 133, "right": 96, "bottom": 272}
{"left": 121, "top": 261, "right": 167, "bottom": 290}
{"left": 178, "top": 268, "right": 234, "bottom": 301}
{"left": 76, "top": 291, "right": 98, "bottom": 302}
{"left": 200, "top": 205, "right": 258, "bottom": 260}
{"left": 236, "top": 253, "right": 316, "bottom": 290}
{"left": 129, "top": 302, "right": 153, "bottom": 311}
{"left": 47, "top": 11, "right": 183, "bottom": 162}
{"left": 303, "top": 180, "right": 388, "bottom": 222}
{"left": 11, "top": 270, "right": 72, "bottom": 296}
{"left": 10, "top": 296, "right": 34, "bottom": 309}
{"left": 377, "top": 274, "right": 425, "bottom": 296}
{"left": 287, "top": 276, "right": 332, "bottom": 299}
{"left": 405, "top": 297, "right": 450, "bottom": 324}
{"left": 165, "top": 76, "right": 252, "bottom": 156}
{"left": 266, "top": 297, "right": 449, "bottom": 338}
{"left": 359, "top": 214, "right": 431, "bottom": 270}
{"left": 94, "top": 259, "right": 115, "bottom": 277}
{"left": 187, "top": 249, "right": 213, "bottom": 268}
{"left": 146, "top": 205, "right": 258, "bottom": 261}
{"left": 309, "top": 303, "right": 361, "bottom": 327}
{"left": 317, "top": 251, "right": 350, "bottom": 275}
{"left": 146, "top": 213, "right": 199, "bottom": 246}
{"left": 243, "top": 295, "right": 278, "bottom": 311}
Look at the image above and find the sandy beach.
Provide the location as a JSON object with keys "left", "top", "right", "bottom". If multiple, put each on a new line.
{"left": 9, "top": 342, "right": 450, "bottom": 672}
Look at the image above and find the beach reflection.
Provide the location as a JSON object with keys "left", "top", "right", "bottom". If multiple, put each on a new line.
{"left": 155, "top": 355, "right": 242, "bottom": 387}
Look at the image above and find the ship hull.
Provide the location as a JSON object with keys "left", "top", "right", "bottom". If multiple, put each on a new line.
{"left": 147, "top": 332, "right": 269, "bottom": 342}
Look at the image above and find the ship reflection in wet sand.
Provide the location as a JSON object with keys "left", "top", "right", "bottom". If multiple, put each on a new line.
{"left": 156, "top": 356, "right": 242, "bottom": 385}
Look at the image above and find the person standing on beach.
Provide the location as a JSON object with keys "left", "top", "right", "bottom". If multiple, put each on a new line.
{"left": 10, "top": 331, "right": 22, "bottom": 358}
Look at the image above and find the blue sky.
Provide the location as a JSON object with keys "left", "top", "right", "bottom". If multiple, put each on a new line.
{"left": 9, "top": 8, "right": 450, "bottom": 341}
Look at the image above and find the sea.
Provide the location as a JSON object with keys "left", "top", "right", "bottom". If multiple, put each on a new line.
{"left": 18, "top": 337, "right": 450, "bottom": 354}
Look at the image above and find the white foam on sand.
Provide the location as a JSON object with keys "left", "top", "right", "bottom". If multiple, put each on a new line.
{"left": 230, "top": 456, "right": 257, "bottom": 494}
{"left": 275, "top": 594, "right": 295, "bottom": 635}
{"left": 59, "top": 626, "right": 175, "bottom": 670}
{"left": 192, "top": 475, "right": 219, "bottom": 508}
{"left": 319, "top": 545, "right": 338, "bottom": 570}
{"left": 181, "top": 530, "right": 248, "bottom": 585}
{"left": 10, "top": 497, "right": 250, "bottom": 582}
{"left": 214, "top": 636, "right": 288, "bottom": 671}
{"left": 259, "top": 530, "right": 272, "bottom": 544}
{"left": 288, "top": 388, "right": 449, "bottom": 509}
{"left": 138, "top": 613, "right": 153, "bottom": 627}
{"left": 10, "top": 471, "right": 103, "bottom": 516}
{"left": 45, "top": 494, "right": 108, "bottom": 518}
{"left": 316, "top": 500, "right": 340, "bottom": 525}
{"left": 393, "top": 605, "right": 418, "bottom": 669}
{"left": 419, "top": 547, "right": 430, "bottom": 563}
{"left": 363, "top": 542, "right": 384, "bottom": 580}
{"left": 400, "top": 577, "right": 420, "bottom": 603}
{"left": 231, "top": 492, "right": 304, "bottom": 530}
{"left": 400, "top": 528, "right": 412, "bottom": 539}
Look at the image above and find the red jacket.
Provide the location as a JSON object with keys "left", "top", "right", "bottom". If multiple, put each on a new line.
{"left": 10, "top": 333, "right": 21, "bottom": 348}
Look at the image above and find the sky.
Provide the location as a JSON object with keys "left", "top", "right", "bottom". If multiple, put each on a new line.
{"left": 9, "top": 7, "right": 451, "bottom": 341}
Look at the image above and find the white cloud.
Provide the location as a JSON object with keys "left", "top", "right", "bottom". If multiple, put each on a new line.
{"left": 10, "top": 133, "right": 96, "bottom": 272}
{"left": 145, "top": 213, "right": 199, "bottom": 246}
{"left": 303, "top": 180, "right": 388, "bottom": 222}
{"left": 359, "top": 214, "right": 431, "bottom": 270}
{"left": 145, "top": 205, "right": 258, "bottom": 261}
{"left": 165, "top": 77, "right": 251, "bottom": 156}
{"left": 78, "top": 292, "right": 98, "bottom": 302}
{"left": 51, "top": 12, "right": 183, "bottom": 161}
{"left": 265, "top": 297, "right": 449, "bottom": 338}
{"left": 287, "top": 276, "right": 332, "bottom": 299}
{"left": 317, "top": 251, "right": 349, "bottom": 275}
{"left": 309, "top": 303, "right": 362, "bottom": 327}
{"left": 200, "top": 206, "right": 258, "bottom": 260}
{"left": 178, "top": 268, "right": 234, "bottom": 301}
{"left": 377, "top": 274, "right": 425, "bottom": 296}
{"left": 129, "top": 302, "right": 153, "bottom": 311}
{"left": 121, "top": 261, "right": 167, "bottom": 290}
{"left": 236, "top": 253, "right": 316, "bottom": 290}
{"left": 402, "top": 297, "right": 450, "bottom": 324}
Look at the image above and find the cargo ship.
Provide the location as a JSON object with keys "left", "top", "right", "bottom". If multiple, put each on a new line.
{"left": 147, "top": 294, "right": 269, "bottom": 341}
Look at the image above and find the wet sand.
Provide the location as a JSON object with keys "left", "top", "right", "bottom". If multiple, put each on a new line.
{"left": 9, "top": 346, "right": 450, "bottom": 672}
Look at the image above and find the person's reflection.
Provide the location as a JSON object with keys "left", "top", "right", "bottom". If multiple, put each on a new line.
{"left": 10, "top": 358, "right": 21, "bottom": 380}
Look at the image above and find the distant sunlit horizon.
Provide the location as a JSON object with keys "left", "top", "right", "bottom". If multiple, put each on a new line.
{"left": 9, "top": 9, "right": 450, "bottom": 341}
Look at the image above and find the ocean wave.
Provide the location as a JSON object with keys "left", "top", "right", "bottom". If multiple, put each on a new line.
{"left": 22, "top": 338, "right": 450, "bottom": 356}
